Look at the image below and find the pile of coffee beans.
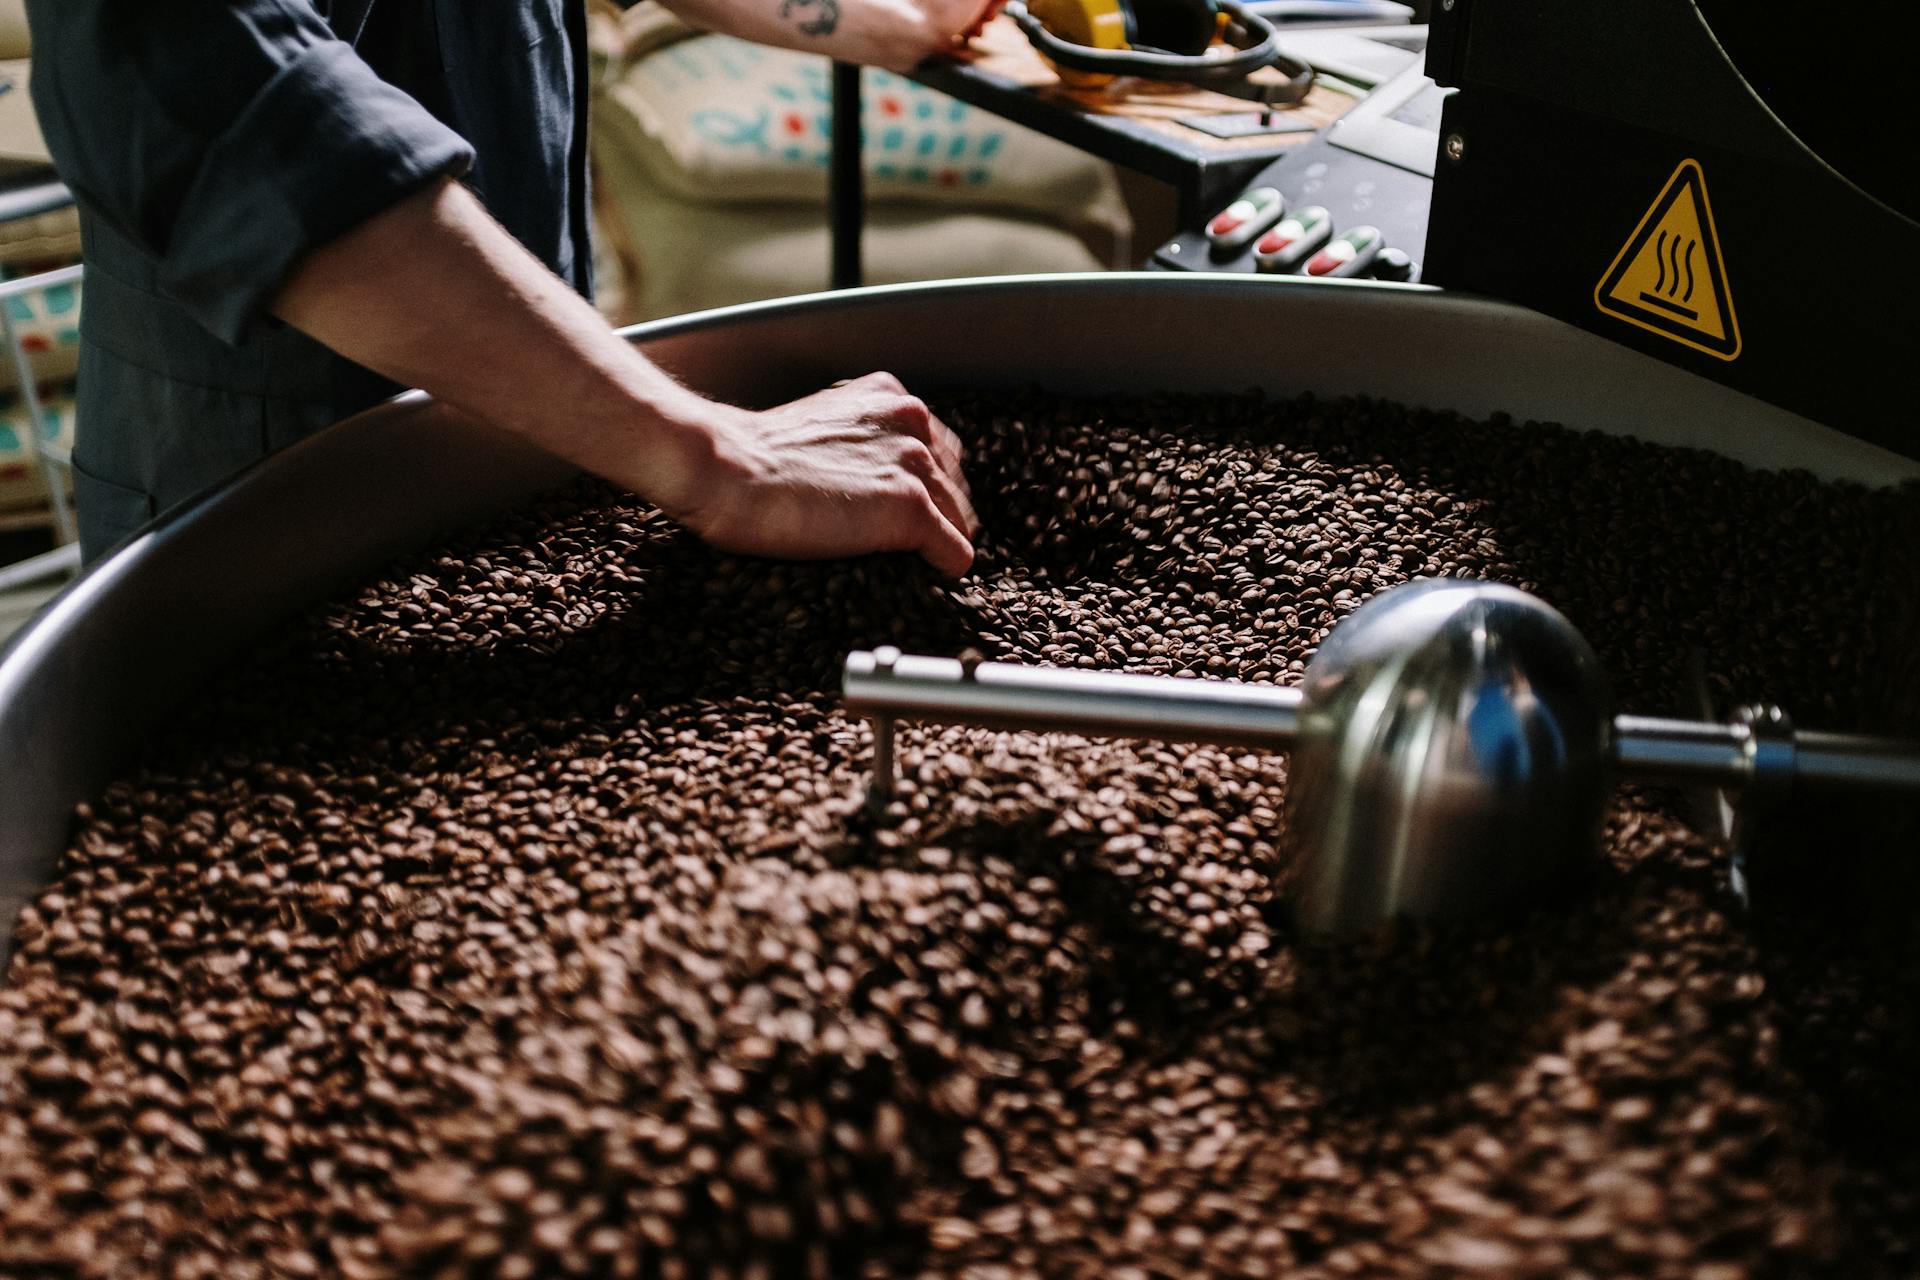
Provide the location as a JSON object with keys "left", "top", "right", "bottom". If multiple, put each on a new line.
{"left": 2, "top": 391, "right": 1917, "bottom": 1279}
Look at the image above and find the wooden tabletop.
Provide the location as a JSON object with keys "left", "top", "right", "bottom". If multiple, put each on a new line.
{"left": 914, "top": 15, "right": 1360, "bottom": 182}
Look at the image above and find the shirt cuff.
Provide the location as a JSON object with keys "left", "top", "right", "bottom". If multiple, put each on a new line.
{"left": 159, "top": 40, "right": 477, "bottom": 346}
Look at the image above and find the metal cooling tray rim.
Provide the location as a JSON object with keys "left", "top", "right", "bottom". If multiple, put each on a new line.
{"left": 0, "top": 272, "right": 1910, "bottom": 951}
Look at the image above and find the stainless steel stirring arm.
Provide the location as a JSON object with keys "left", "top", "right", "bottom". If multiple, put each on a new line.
{"left": 842, "top": 581, "right": 1920, "bottom": 934}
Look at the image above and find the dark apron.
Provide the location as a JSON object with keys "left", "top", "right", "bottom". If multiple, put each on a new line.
{"left": 66, "top": 0, "right": 593, "bottom": 562}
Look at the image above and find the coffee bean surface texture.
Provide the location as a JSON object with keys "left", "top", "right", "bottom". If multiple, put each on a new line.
{"left": 3, "top": 393, "right": 1917, "bottom": 1280}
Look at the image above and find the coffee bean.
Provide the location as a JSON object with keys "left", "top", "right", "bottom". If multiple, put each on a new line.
{"left": 0, "top": 391, "right": 1914, "bottom": 1277}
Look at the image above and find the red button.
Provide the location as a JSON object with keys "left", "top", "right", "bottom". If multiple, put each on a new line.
{"left": 1306, "top": 242, "right": 1355, "bottom": 276}
{"left": 1209, "top": 211, "right": 1245, "bottom": 236}
{"left": 1257, "top": 230, "right": 1292, "bottom": 254}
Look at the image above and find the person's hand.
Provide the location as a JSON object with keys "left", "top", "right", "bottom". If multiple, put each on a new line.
{"left": 268, "top": 182, "right": 974, "bottom": 578}
{"left": 775, "top": 0, "right": 1001, "bottom": 71}
{"left": 665, "top": 373, "right": 980, "bottom": 578}
{"left": 885, "top": 0, "right": 1006, "bottom": 67}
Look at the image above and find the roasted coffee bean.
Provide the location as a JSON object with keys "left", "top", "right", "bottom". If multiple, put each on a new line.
{"left": 1, "top": 391, "right": 1916, "bottom": 1279}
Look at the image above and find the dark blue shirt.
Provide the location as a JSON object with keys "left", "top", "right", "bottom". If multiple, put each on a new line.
{"left": 26, "top": 0, "right": 591, "bottom": 560}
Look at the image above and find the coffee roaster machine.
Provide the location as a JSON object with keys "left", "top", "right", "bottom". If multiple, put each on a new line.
{"left": 1, "top": 277, "right": 1914, "bottom": 952}
{"left": 0, "top": 2, "right": 1917, "bottom": 950}
{"left": 1155, "top": 0, "right": 1918, "bottom": 456}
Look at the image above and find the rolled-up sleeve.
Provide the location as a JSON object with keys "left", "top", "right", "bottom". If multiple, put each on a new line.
{"left": 26, "top": 0, "right": 475, "bottom": 345}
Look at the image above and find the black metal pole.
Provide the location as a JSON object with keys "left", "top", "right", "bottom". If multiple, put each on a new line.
{"left": 829, "top": 60, "right": 864, "bottom": 290}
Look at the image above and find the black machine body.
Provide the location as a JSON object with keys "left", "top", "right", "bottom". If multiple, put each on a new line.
{"left": 1422, "top": 0, "right": 1919, "bottom": 457}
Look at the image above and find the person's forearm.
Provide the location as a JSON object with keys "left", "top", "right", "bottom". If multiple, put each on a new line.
{"left": 270, "top": 177, "right": 722, "bottom": 511}
{"left": 657, "top": 0, "right": 969, "bottom": 72}
{"left": 272, "top": 176, "right": 979, "bottom": 577}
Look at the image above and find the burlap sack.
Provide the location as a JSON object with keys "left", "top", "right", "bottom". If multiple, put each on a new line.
{"left": 592, "top": 4, "right": 1127, "bottom": 237}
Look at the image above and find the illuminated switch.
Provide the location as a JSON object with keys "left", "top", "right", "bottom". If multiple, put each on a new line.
{"left": 1305, "top": 225, "right": 1385, "bottom": 278}
{"left": 1252, "top": 205, "right": 1334, "bottom": 273}
{"left": 1206, "top": 187, "right": 1286, "bottom": 255}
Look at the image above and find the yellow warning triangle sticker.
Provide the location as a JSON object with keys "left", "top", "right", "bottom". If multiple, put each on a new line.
{"left": 1594, "top": 158, "right": 1741, "bottom": 361}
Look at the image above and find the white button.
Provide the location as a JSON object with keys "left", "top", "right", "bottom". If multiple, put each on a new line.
{"left": 1205, "top": 187, "right": 1287, "bottom": 254}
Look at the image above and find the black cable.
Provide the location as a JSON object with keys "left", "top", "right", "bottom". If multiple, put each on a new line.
{"left": 1005, "top": 0, "right": 1314, "bottom": 103}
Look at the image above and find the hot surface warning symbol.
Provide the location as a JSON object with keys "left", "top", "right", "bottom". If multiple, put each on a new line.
{"left": 1594, "top": 159, "right": 1741, "bottom": 361}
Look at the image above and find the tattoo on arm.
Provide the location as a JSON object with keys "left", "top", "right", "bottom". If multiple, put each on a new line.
{"left": 780, "top": 0, "right": 841, "bottom": 36}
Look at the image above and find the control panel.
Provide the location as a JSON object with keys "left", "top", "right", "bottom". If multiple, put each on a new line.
{"left": 1153, "top": 53, "right": 1445, "bottom": 281}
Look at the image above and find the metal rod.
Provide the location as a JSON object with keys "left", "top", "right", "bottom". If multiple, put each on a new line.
{"left": 868, "top": 714, "right": 896, "bottom": 805}
{"left": 844, "top": 650, "right": 1305, "bottom": 749}
{"left": 1612, "top": 715, "right": 1920, "bottom": 793}
{"left": 1611, "top": 716, "right": 1750, "bottom": 783}
{"left": 845, "top": 653, "right": 1920, "bottom": 797}
{"left": 0, "top": 264, "right": 83, "bottom": 302}
{"left": 0, "top": 541, "right": 79, "bottom": 594}
{"left": 829, "top": 61, "right": 864, "bottom": 290}
{"left": 1794, "top": 730, "right": 1920, "bottom": 791}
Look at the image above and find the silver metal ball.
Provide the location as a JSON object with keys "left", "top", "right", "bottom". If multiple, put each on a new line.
{"left": 1289, "top": 579, "right": 1613, "bottom": 936}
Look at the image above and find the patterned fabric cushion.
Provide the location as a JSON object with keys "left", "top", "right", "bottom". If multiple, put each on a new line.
{"left": 0, "top": 203, "right": 81, "bottom": 267}
{"left": 0, "top": 0, "right": 27, "bottom": 60}
{"left": 0, "top": 381, "right": 73, "bottom": 513}
{"left": 594, "top": 26, "right": 1126, "bottom": 236}
{"left": 0, "top": 57, "right": 47, "bottom": 162}
{"left": 0, "top": 270, "right": 79, "bottom": 392}
{"left": 593, "top": 142, "right": 1105, "bottom": 322}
